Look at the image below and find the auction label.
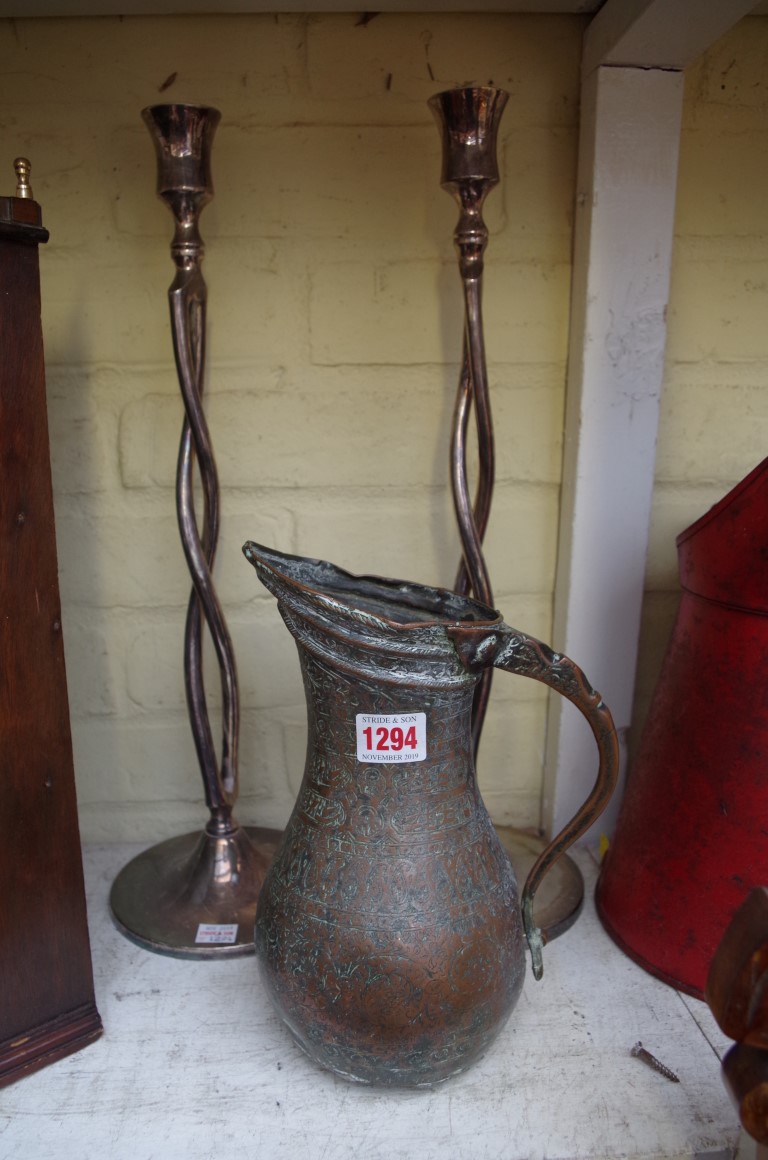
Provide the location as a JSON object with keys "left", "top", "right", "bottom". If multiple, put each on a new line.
{"left": 195, "top": 923, "right": 239, "bottom": 945}
{"left": 356, "top": 712, "right": 427, "bottom": 763}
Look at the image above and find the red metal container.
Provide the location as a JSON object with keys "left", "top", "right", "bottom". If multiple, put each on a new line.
{"left": 597, "top": 458, "right": 768, "bottom": 998}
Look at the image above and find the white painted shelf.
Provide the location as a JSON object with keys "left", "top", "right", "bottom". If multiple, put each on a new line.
{"left": 0, "top": 844, "right": 740, "bottom": 1160}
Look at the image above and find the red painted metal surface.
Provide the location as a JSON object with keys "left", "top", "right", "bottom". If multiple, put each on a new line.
{"left": 597, "top": 458, "right": 768, "bottom": 999}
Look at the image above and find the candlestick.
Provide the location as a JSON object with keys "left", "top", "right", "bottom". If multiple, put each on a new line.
{"left": 430, "top": 86, "right": 508, "bottom": 757}
{"left": 110, "top": 105, "right": 276, "bottom": 958}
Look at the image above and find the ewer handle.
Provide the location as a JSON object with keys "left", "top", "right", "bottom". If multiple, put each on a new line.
{"left": 448, "top": 623, "right": 619, "bottom": 980}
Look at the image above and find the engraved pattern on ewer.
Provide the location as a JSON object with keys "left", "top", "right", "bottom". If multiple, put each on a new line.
{"left": 390, "top": 791, "right": 475, "bottom": 836}
{"left": 301, "top": 786, "right": 346, "bottom": 828}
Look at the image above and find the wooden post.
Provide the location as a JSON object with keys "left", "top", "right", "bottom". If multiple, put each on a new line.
{"left": 0, "top": 167, "right": 102, "bottom": 1086}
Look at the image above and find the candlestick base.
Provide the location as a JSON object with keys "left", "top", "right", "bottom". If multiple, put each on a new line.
{"left": 109, "top": 825, "right": 282, "bottom": 959}
{"left": 110, "top": 824, "right": 580, "bottom": 956}
{"left": 495, "top": 827, "right": 584, "bottom": 942}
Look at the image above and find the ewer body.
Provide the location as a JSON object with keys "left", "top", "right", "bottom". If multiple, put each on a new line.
{"left": 244, "top": 544, "right": 618, "bottom": 1087}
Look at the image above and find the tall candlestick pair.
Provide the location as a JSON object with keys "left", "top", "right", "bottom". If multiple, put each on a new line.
{"left": 110, "top": 87, "right": 511, "bottom": 957}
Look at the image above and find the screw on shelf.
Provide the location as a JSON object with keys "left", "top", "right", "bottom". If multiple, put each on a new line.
{"left": 631, "top": 1041, "right": 680, "bottom": 1083}
{"left": 13, "top": 157, "right": 32, "bottom": 199}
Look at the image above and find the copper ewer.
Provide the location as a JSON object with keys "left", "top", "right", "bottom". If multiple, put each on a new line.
{"left": 243, "top": 543, "right": 618, "bottom": 1087}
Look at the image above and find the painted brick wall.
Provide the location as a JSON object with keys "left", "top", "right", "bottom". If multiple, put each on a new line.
{"left": 632, "top": 18, "right": 768, "bottom": 745}
{"left": 0, "top": 13, "right": 581, "bottom": 840}
{"left": 2, "top": 13, "right": 765, "bottom": 842}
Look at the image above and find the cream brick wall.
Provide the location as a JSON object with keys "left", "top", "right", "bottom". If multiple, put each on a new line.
{"left": 0, "top": 13, "right": 580, "bottom": 841}
{"left": 632, "top": 17, "right": 768, "bottom": 749}
{"left": 2, "top": 13, "right": 765, "bottom": 842}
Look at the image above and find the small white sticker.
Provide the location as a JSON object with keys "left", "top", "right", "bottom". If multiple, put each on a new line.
{"left": 356, "top": 712, "right": 427, "bottom": 763}
{"left": 195, "top": 923, "right": 239, "bottom": 945}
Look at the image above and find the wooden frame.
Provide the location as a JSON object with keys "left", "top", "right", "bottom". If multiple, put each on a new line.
{"left": 0, "top": 185, "right": 102, "bottom": 1087}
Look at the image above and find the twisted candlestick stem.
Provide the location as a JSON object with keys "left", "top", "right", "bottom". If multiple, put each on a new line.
{"left": 108, "top": 104, "right": 274, "bottom": 961}
{"left": 143, "top": 103, "right": 239, "bottom": 834}
{"left": 429, "top": 86, "right": 508, "bottom": 759}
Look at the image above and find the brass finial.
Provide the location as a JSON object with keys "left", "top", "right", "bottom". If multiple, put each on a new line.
{"left": 13, "top": 157, "right": 32, "bottom": 199}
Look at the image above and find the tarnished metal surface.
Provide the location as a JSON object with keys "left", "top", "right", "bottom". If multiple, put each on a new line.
{"left": 110, "top": 106, "right": 269, "bottom": 958}
{"left": 430, "top": 86, "right": 508, "bottom": 759}
{"left": 13, "top": 157, "right": 32, "bottom": 199}
{"left": 110, "top": 827, "right": 279, "bottom": 960}
{"left": 144, "top": 102, "right": 239, "bottom": 826}
{"left": 630, "top": 1042, "right": 679, "bottom": 1083}
{"left": 494, "top": 828, "right": 584, "bottom": 942}
{"left": 243, "top": 543, "right": 618, "bottom": 1087}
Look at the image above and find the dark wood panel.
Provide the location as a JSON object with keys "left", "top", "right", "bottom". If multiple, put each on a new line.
{"left": 0, "top": 196, "right": 102, "bottom": 1086}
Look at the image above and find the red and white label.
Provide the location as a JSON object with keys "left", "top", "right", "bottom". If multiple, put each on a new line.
{"left": 195, "top": 923, "right": 239, "bottom": 945}
{"left": 355, "top": 712, "right": 427, "bottom": 763}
